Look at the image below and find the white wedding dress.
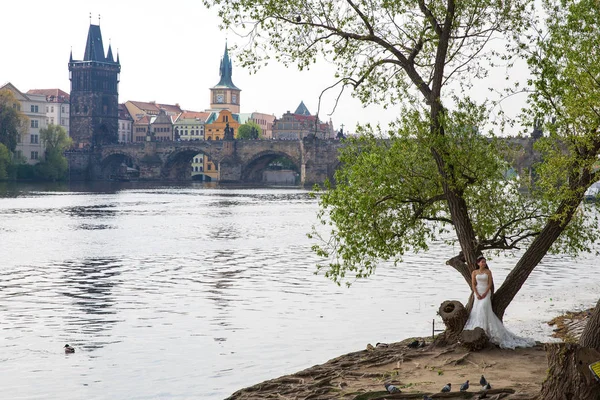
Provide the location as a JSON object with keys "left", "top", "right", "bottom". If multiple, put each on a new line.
{"left": 464, "top": 273, "right": 536, "bottom": 349}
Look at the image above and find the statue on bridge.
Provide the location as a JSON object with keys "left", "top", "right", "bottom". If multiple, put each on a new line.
{"left": 224, "top": 122, "right": 235, "bottom": 140}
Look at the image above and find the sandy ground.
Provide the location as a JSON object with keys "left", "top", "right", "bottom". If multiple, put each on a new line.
{"left": 225, "top": 309, "right": 593, "bottom": 399}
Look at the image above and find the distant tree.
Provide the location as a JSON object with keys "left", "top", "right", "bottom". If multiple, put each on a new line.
{"left": 0, "top": 143, "right": 10, "bottom": 180}
{"left": 237, "top": 122, "right": 262, "bottom": 139}
{"left": 40, "top": 124, "right": 72, "bottom": 153}
{"left": 36, "top": 124, "right": 72, "bottom": 181}
{"left": 0, "top": 89, "right": 28, "bottom": 152}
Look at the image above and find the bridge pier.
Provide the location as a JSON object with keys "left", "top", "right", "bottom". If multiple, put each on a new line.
{"left": 66, "top": 151, "right": 102, "bottom": 181}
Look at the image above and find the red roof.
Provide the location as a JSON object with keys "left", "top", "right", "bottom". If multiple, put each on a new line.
{"left": 177, "top": 111, "right": 211, "bottom": 122}
{"left": 26, "top": 88, "right": 69, "bottom": 102}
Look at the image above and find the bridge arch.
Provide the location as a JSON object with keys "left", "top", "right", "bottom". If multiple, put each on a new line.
{"left": 162, "top": 147, "right": 215, "bottom": 181}
{"left": 241, "top": 150, "right": 301, "bottom": 184}
{"left": 100, "top": 152, "right": 139, "bottom": 180}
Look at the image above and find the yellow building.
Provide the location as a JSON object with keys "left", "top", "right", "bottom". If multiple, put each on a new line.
{"left": 202, "top": 110, "right": 240, "bottom": 180}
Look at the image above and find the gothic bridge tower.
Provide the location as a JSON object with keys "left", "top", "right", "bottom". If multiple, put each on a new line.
{"left": 69, "top": 23, "right": 120, "bottom": 149}
{"left": 210, "top": 43, "right": 241, "bottom": 113}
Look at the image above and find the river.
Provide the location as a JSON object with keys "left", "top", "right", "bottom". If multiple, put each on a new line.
{"left": 1, "top": 182, "right": 598, "bottom": 399}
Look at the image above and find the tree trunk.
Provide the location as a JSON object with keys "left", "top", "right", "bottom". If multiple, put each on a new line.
{"left": 580, "top": 298, "right": 600, "bottom": 350}
{"left": 435, "top": 300, "right": 468, "bottom": 346}
{"left": 538, "top": 343, "right": 600, "bottom": 400}
{"left": 459, "top": 327, "right": 489, "bottom": 351}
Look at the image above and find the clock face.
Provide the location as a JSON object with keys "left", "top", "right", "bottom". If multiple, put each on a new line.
{"left": 216, "top": 94, "right": 224, "bottom": 103}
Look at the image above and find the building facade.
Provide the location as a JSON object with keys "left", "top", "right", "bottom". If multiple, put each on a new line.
{"left": 26, "top": 89, "right": 70, "bottom": 137}
{"left": 174, "top": 111, "right": 210, "bottom": 141}
{"left": 1, "top": 83, "right": 47, "bottom": 164}
{"left": 272, "top": 101, "right": 335, "bottom": 140}
{"left": 150, "top": 109, "right": 174, "bottom": 142}
{"left": 118, "top": 104, "right": 133, "bottom": 143}
{"left": 68, "top": 24, "right": 121, "bottom": 149}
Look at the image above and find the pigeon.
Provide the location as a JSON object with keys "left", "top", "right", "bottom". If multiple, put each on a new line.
{"left": 483, "top": 382, "right": 492, "bottom": 390}
{"left": 423, "top": 396, "right": 433, "bottom": 400}
{"left": 441, "top": 383, "right": 451, "bottom": 392}
{"left": 384, "top": 383, "right": 401, "bottom": 393}
{"left": 419, "top": 340, "right": 427, "bottom": 348}
{"left": 460, "top": 380, "right": 469, "bottom": 392}
{"left": 407, "top": 339, "right": 420, "bottom": 348}
{"left": 480, "top": 375, "right": 488, "bottom": 387}
{"left": 64, "top": 344, "right": 75, "bottom": 354}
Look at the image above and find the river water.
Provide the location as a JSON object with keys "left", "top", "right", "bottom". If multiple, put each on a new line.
{"left": 1, "top": 182, "right": 598, "bottom": 400}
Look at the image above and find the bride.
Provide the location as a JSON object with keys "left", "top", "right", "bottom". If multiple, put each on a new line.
{"left": 463, "top": 256, "right": 536, "bottom": 349}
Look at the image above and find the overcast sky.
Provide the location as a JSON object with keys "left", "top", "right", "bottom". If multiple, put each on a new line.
{"left": 2, "top": 0, "right": 529, "bottom": 134}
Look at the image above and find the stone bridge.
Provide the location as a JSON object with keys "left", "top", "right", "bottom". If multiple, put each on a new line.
{"left": 67, "top": 137, "right": 344, "bottom": 186}
{"left": 65, "top": 136, "right": 539, "bottom": 186}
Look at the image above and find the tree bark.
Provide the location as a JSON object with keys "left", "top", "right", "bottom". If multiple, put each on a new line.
{"left": 538, "top": 343, "right": 600, "bottom": 400}
{"left": 580, "top": 298, "right": 600, "bottom": 350}
{"left": 459, "top": 327, "right": 489, "bottom": 351}
{"left": 438, "top": 300, "right": 468, "bottom": 343}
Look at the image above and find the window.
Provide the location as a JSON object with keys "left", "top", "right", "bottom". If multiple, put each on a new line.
{"left": 50, "top": 118, "right": 54, "bottom": 124}
{"left": 232, "top": 94, "right": 237, "bottom": 103}
{"left": 61, "top": 106, "right": 65, "bottom": 113}
{"left": 31, "top": 120, "right": 39, "bottom": 128}
{"left": 31, "top": 151, "right": 38, "bottom": 160}
{"left": 61, "top": 119, "right": 65, "bottom": 125}
{"left": 208, "top": 164, "right": 212, "bottom": 171}
{"left": 51, "top": 106, "right": 54, "bottom": 112}
{"left": 46, "top": 106, "right": 49, "bottom": 112}
{"left": 30, "top": 134, "right": 39, "bottom": 144}
{"left": 31, "top": 105, "right": 38, "bottom": 113}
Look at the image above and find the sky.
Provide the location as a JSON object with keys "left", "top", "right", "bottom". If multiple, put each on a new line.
{"left": 2, "top": 0, "right": 529, "bottom": 135}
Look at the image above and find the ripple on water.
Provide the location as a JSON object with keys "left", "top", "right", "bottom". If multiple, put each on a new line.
{"left": 1, "top": 185, "right": 597, "bottom": 400}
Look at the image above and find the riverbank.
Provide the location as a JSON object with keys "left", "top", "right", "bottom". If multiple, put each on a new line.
{"left": 225, "top": 308, "right": 594, "bottom": 399}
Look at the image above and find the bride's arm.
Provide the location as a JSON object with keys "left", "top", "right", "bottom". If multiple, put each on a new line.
{"left": 481, "top": 272, "right": 493, "bottom": 299}
{"left": 471, "top": 271, "right": 481, "bottom": 300}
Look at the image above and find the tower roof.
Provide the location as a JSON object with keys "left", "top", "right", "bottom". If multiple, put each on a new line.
{"left": 73, "top": 24, "right": 119, "bottom": 65}
{"left": 294, "top": 101, "right": 311, "bottom": 116}
{"left": 213, "top": 43, "right": 240, "bottom": 90}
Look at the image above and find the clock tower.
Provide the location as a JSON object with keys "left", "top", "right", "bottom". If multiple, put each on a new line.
{"left": 210, "top": 43, "right": 241, "bottom": 113}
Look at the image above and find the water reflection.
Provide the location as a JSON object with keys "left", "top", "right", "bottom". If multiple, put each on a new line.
{"left": 62, "top": 204, "right": 117, "bottom": 219}
{"left": 58, "top": 258, "right": 122, "bottom": 351}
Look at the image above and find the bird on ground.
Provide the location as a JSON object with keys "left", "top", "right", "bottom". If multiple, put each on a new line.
{"left": 407, "top": 339, "right": 420, "bottom": 348}
{"left": 384, "top": 383, "right": 401, "bottom": 393}
{"left": 483, "top": 382, "right": 492, "bottom": 390}
{"left": 376, "top": 342, "right": 389, "bottom": 348}
{"left": 64, "top": 344, "right": 75, "bottom": 354}
{"left": 441, "top": 383, "right": 451, "bottom": 392}
{"left": 419, "top": 340, "right": 427, "bottom": 348}
{"left": 460, "top": 380, "right": 469, "bottom": 392}
{"left": 423, "top": 395, "right": 433, "bottom": 400}
{"left": 480, "top": 375, "right": 488, "bottom": 387}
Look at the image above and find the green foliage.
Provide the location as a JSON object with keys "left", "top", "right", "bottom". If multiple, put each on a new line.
{"left": 237, "top": 121, "right": 262, "bottom": 139}
{"left": 40, "top": 124, "right": 72, "bottom": 153}
{"left": 523, "top": 0, "right": 600, "bottom": 255}
{"left": 0, "top": 143, "right": 10, "bottom": 180}
{"left": 0, "top": 89, "right": 28, "bottom": 152}
{"left": 207, "top": 0, "right": 600, "bottom": 312}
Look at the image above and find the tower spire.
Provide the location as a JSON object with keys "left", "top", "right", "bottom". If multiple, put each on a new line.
{"left": 214, "top": 42, "right": 239, "bottom": 90}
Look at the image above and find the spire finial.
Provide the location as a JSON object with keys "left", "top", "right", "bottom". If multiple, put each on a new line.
{"left": 89, "top": 12, "right": 92, "bottom": 24}
{"left": 98, "top": 14, "right": 101, "bottom": 25}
